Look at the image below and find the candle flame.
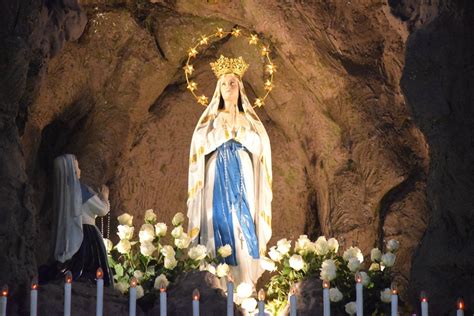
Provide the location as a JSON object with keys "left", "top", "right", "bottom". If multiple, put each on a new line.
{"left": 1, "top": 285, "right": 8, "bottom": 297}
{"left": 65, "top": 271, "right": 73, "bottom": 284}
{"left": 130, "top": 277, "right": 138, "bottom": 288}
{"left": 258, "top": 288, "right": 266, "bottom": 301}
{"left": 355, "top": 272, "right": 362, "bottom": 283}
{"left": 96, "top": 268, "right": 104, "bottom": 279}
{"left": 457, "top": 298, "right": 464, "bottom": 310}
{"left": 31, "top": 277, "right": 38, "bottom": 290}
{"left": 323, "top": 280, "right": 330, "bottom": 289}
{"left": 420, "top": 291, "right": 428, "bottom": 303}
{"left": 193, "top": 288, "right": 200, "bottom": 300}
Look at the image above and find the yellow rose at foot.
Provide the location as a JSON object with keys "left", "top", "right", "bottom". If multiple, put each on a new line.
{"left": 117, "top": 213, "right": 133, "bottom": 226}
{"left": 116, "top": 239, "right": 131, "bottom": 254}
{"left": 144, "top": 209, "right": 157, "bottom": 223}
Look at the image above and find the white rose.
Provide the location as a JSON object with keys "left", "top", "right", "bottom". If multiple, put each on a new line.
{"left": 370, "top": 248, "right": 382, "bottom": 262}
{"left": 103, "top": 238, "right": 113, "bottom": 253}
{"left": 133, "top": 270, "right": 144, "bottom": 282}
{"left": 327, "top": 238, "right": 339, "bottom": 253}
{"left": 276, "top": 238, "right": 291, "bottom": 255}
{"left": 320, "top": 259, "right": 337, "bottom": 281}
{"left": 343, "top": 246, "right": 364, "bottom": 263}
{"left": 236, "top": 282, "right": 253, "bottom": 299}
{"left": 360, "top": 271, "right": 370, "bottom": 287}
{"left": 241, "top": 298, "right": 257, "bottom": 312}
{"left": 188, "top": 245, "right": 207, "bottom": 261}
{"left": 329, "top": 287, "right": 343, "bottom": 302}
{"left": 218, "top": 245, "right": 233, "bottom": 258}
{"left": 345, "top": 301, "right": 357, "bottom": 315}
{"left": 136, "top": 285, "right": 144, "bottom": 299}
{"left": 164, "top": 256, "right": 177, "bottom": 270}
{"left": 216, "top": 263, "right": 230, "bottom": 277}
{"left": 114, "top": 281, "right": 129, "bottom": 294}
{"left": 386, "top": 239, "right": 400, "bottom": 252}
{"left": 289, "top": 254, "right": 305, "bottom": 271}
{"left": 175, "top": 233, "right": 191, "bottom": 249}
{"left": 144, "top": 209, "right": 157, "bottom": 223}
{"left": 117, "top": 225, "right": 134, "bottom": 240}
{"left": 268, "top": 246, "right": 283, "bottom": 262}
{"left": 200, "top": 263, "right": 216, "bottom": 275}
{"left": 295, "top": 235, "right": 311, "bottom": 255}
{"left": 117, "top": 213, "right": 133, "bottom": 226}
{"left": 116, "top": 239, "right": 131, "bottom": 254}
{"left": 380, "top": 288, "right": 392, "bottom": 303}
{"left": 171, "top": 226, "right": 184, "bottom": 239}
{"left": 140, "top": 240, "right": 156, "bottom": 257}
{"left": 260, "top": 256, "right": 277, "bottom": 272}
{"left": 315, "top": 236, "right": 329, "bottom": 255}
{"left": 161, "top": 245, "right": 175, "bottom": 258}
{"left": 153, "top": 274, "right": 169, "bottom": 290}
{"left": 154, "top": 223, "right": 167, "bottom": 237}
{"left": 369, "top": 263, "right": 380, "bottom": 271}
{"left": 347, "top": 258, "right": 361, "bottom": 272}
{"left": 381, "top": 252, "right": 396, "bottom": 267}
{"left": 139, "top": 224, "right": 155, "bottom": 243}
{"left": 172, "top": 212, "right": 185, "bottom": 226}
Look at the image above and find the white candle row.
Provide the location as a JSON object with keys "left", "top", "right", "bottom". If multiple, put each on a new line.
{"left": 0, "top": 277, "right": 468, "bottom": 316}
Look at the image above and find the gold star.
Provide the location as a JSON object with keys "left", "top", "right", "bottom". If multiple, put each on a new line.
{"left": 261, "top": 46, "right": 271, "bottom": 56}
{"left": 231, "top": 27, "right": 241, "bottom": 37}
{"left": 199, "top": 36, "right": 209, "bottom": 45}
{"left": 188, "top": 48, "right": 198, "bottom": 58}
{"left": 187, "top": 81, "right": 198, "bottom": 92}
{"left": 264, "top": 80, "right": 273, "bottom": 91}
{"left": 254, "top": 98, "right": 264, "bottom": 108}
{"left": 216, "top": 27, "right": 225, "bottom": 38}
{"left": 265, "top": 63, "right": 276, "bottom": 74}
{"left": 183, "top": 64, "right": 194, "bottom": 75}
{"left": 249, "top": 34, "right": 258, "bottom": 45}
{"left": 198, "top": 95, "right": 209, "bottom": 106}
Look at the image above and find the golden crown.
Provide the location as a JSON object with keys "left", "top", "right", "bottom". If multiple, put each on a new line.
{"left": 210, "top": 55, "right": 249, "bottom": 79}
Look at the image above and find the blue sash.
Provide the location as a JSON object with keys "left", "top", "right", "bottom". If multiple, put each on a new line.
{"left": 80, "top": 182, "right": 95, "bottom": 204}
{"left": 213, "top": 140, "right": 259, "bottom": 265}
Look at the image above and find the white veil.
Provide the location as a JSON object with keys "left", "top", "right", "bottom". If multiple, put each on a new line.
{"left": 53, "top": 154, "right": 83, "bottom": 263}
{"left": 187, "top": 76, "right": 273, "bottom": 255}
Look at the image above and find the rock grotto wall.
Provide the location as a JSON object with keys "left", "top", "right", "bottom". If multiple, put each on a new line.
{"left": 0, "top": 0, "right": 472, "bottom": 314}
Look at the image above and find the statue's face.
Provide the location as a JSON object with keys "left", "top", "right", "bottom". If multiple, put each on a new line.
{"left": 220, "top": 73, "right": 239, "bottom": 106}
{"left": 73, "top": 159, "right": 81, "bottom": 179}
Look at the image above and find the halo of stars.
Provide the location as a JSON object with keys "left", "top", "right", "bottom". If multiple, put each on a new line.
{"left": 183, "top": 26, "right": 276, "bottom": 108}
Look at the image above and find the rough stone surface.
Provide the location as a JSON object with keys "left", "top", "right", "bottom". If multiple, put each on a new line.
{"left": 0, "top": 0, "right": 473, "bottom": 314}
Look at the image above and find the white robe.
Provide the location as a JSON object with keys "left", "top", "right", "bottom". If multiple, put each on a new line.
{"left": 187, "top": 77, "right": 272, "bottom": 287}
{"left": 200, "top": 111, "right": 264, "bottom": 284}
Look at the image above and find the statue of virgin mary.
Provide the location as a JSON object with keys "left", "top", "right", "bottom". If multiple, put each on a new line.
{"left": 187, "top": 55, "right": 272, "bottom": 285}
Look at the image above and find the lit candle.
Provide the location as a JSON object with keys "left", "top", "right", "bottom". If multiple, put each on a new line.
{"left": 96, "top": 268, "right": 104, "bottom": 316}
{"left": 31, "top": 278, "right": 38, "bottom": 316}
{"left": 226, "top": 277, "right": 233, "bottom": 316}
{"left": 192, "top": 289, "right": 200, "bottom": 316}
{"left": 420, "top": 291, "right": 428, "bottom": 316}
{"left": 289, "top": 287, "right": 297, "bottom": 316}
{"left": 322, "top": 280, "right": 330, "bottom": 316}
{"left": 129, "top": 277, "right": 137, "bottom": 316}
{"left": 355, "top": 272, "right": 363, "bottom": 316}
{"left": 391, "top": 284, "right": 398, "bottom": 316}
{"left": 1, "top": 285, "right": 8, "bottom": 316}
{"left": 160, "top": 284, "right": 167, "bottom": 316}
{"left": 456, "top": 298, "right": 464, "bottom": 316}
{"left": 64, "top": 271, "right": 72, "bottom": 316}
{"left": 258, "top": 289, "right": 265, "bottom": 316}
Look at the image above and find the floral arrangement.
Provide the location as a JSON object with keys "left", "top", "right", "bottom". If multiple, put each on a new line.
{"left": 105, "top": 210, "right": 399, "bottom": 315}
{"left": 261, "top": 235, "right": 399, "bottom": 315}
{"left": 104, "top": 209, "right": 232, "bottom": 299}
